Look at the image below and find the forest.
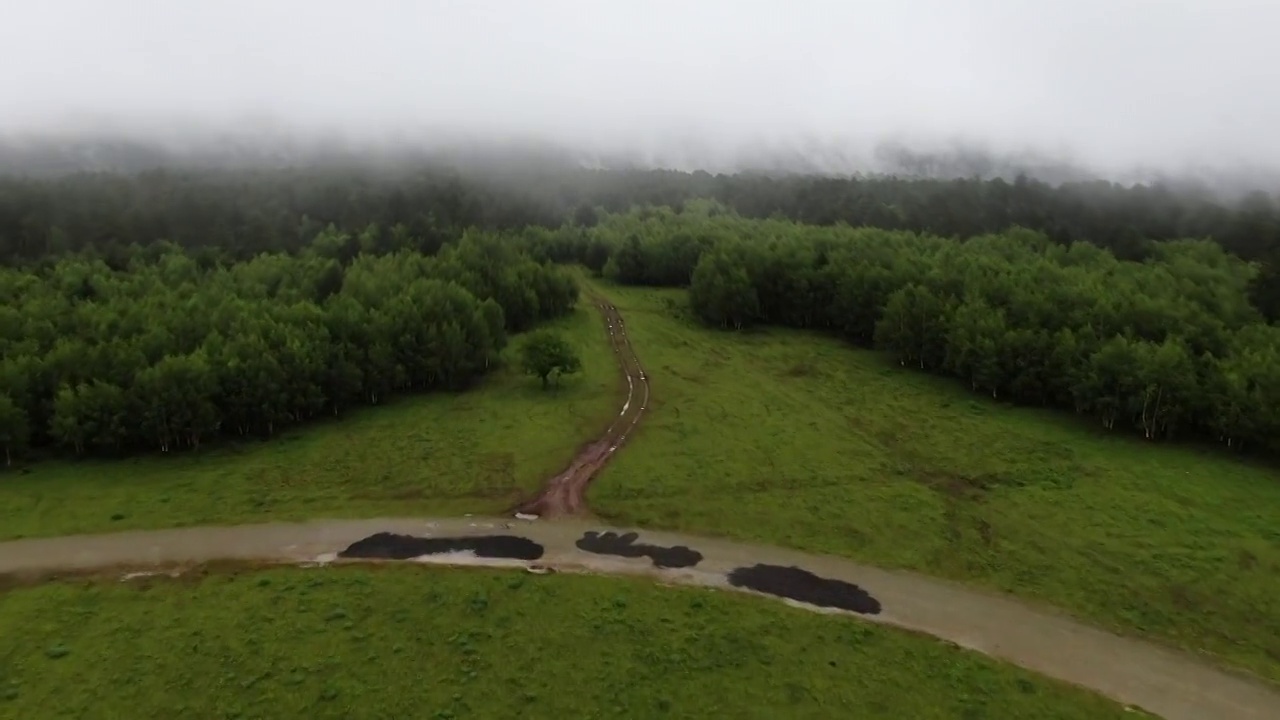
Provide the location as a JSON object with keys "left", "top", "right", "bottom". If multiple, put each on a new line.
{"left": 2, "top": 163, "right": 1276, "bottom": 319}
{"left": 0, "top": 228, "right": 576, "bottom": 462}
{"left": 1, "top": 161, "right": 1278, "bottom": 463}
{"left": 530, "top": 203, "right": 1279, "bottom": 453}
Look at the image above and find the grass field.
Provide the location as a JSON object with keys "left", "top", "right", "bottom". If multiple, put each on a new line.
{"left": 0, "top": 304, "right": 619, "bottom": 540}
{"left": 586, "top": 282, "right": 1280, "bottom": 682}
{"left": 0, "top": 564, "right": 1136, "bottom": 720}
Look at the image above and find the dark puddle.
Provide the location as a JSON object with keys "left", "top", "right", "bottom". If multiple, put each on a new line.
{"left": 338, "top": 533, "right": 544, "bottom": 561}
{"left": 575, "top": 531, "right": 703, "bottom": 569}
{"left": 727, "top": 564, "right": 881, "bottom": 615}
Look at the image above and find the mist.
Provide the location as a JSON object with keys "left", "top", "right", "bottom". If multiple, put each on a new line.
{"left": 2, "top": 0, "right": 1279, "bottom": 185}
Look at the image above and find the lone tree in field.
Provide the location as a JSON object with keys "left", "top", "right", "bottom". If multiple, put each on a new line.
{"left": 520, "top": 329, "right": 582, "bottom": 389}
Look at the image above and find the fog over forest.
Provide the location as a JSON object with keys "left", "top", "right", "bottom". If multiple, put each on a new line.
{"left": 2, "top": 0, "right": 1278, "bottom": 193}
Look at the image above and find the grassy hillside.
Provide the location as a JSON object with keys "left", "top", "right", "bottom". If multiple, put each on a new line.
{"left": 0, "top": 564, "right": 1135, "bottom": 720}
{"left": 0, "top": 305, "right": 619, "bottom": 539}
{"left": 587, "top": 282, "right": 1280, "bottom": 682}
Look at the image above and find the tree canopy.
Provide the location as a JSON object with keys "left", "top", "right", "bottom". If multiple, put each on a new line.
{"left": 0, "top": 226, "right": 577, "bottom": 463}
{"left": 2, "top": 163, "right": 1276, "bottom": 273}
{"left": 519, "top": 329, "right": 583, "bottom": 389}
{"left": 1, "top": 161, "right": 1278, "bottom": 466}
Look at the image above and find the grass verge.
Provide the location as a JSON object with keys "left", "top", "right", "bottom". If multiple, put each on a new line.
{"left": 0, "top": 564, "right": 1136, "bottom": 719}
{"left": 0, "top": 304, "right": 619, "bottom": 539}
{"left": 586, "top": 281, "right": 1280, "bottom": 683}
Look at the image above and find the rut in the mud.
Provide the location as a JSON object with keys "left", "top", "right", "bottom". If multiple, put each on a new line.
{"left": 575, "top": 530, "right": 703, "bottom": 568}
{"left": 514, "top": 294, "right": 649, "bottom": 518}
{"left": 728, "top": 564, "right": 883, "bottom": 615}
{"left": 338, "top": 532, "right": 545, "bottom": 561}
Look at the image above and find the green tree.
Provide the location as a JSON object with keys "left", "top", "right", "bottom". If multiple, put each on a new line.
{"left": 874, "top": 284, "right": 950, "bottom": 370}
{"left": 0, "top": 393, "right": 29, "bottom": 467}
{"left": 689, "top": 249, "right": 758, "bottom": 329}
{"left": 50, "top": 384, "right": 89, "bottom": 455}
{"left": 519, "top": 329, "right": 582, "bottom": 389}
{"left": 944, "top": 297, "right": 1006, "bottom": 396}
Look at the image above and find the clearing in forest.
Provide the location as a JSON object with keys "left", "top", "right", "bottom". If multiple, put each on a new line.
{"left": 586, "top": 282, "right": 1280, "bottom": 683}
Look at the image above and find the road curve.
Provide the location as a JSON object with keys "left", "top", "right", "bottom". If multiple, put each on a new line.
{"left": 0, "top": 517, "right": 1276, "bottom": 720}
{"left": 514, "top": 293, "right": 649, "bottom": 517}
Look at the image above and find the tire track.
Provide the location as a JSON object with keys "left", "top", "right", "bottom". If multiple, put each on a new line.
{"left": 513, "top": 292, "right": 648, "bottom": 517}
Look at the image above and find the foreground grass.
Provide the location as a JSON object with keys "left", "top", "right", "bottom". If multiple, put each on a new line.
{"left": 588, "top": 282, "right": 1280, "bottom": 683}
{"left": 0, "top": 305, "right": 619, "bottom": 539}
{"left": 0, "top": 565, "right": 1134, "bottom": 719}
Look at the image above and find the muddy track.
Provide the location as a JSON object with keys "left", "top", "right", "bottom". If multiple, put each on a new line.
{"left": 513, "top": 293, "right": 648, "bottom": 517}
{"left": 1, "top": 518, "right": 1277, "bottom": 720}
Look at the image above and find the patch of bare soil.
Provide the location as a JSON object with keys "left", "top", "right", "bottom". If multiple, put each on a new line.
{"left": 514, "top": 295, "right": 649, "bottom": 518}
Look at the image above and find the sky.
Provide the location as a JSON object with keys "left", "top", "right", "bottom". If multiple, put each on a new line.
{"left": 1, "top": 0, "right": 1277, "bottom": 173}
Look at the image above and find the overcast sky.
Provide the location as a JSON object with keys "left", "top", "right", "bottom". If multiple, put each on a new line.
{"left": 1, "top": 0, "right": 1277, "bottom": 172}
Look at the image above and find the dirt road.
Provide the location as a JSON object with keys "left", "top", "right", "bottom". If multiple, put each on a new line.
{"left": 514, "top": 294, "right": 648, "bottom": 517}
{"left": 0, "top": 517, "right": 1277, "bottom": 720}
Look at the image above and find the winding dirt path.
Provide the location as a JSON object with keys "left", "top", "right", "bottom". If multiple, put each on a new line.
{"left": 514, "top": 294, "right": 648, "bottom": 517}
{"left": 0, "top": 517, "right": 1277, "bottom": 720}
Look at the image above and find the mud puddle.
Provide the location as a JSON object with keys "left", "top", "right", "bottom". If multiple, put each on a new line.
{"left": 338, "top": 533, "right": 544, "bottom": 561}
{"left": 575, "top": 530, "right": 702, "bottom": 568}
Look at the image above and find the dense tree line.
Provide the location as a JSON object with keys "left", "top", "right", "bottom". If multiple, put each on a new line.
{"left": 3, "top": 164, "right": 1277, "bottom": 281}
{"left": 1, "top": 161, "right": 1277, "bottom": 461}
{"left": 0, "top": 228, "right": 576, "bottom": 463}
{"left": 557, "top": 204, "right": 1280, "bottom": 453}
{"left": 0, "top": 167, "right": 564, "bottom": 263}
